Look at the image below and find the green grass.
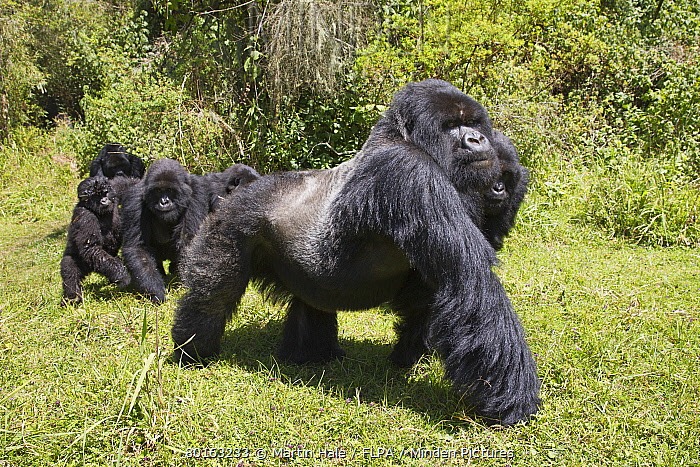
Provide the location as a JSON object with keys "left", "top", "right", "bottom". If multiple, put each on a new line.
{"left": 1, "top": 139, "right": 699, "bottom": 466}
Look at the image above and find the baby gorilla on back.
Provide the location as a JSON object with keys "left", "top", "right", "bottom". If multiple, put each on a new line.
{"left": 60, "top": 176, "right": 130, "bottom": 306}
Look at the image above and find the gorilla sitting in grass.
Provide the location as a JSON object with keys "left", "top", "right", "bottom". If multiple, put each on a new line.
{"left": 60, "top": 176, "right": 130, "bottom": 306}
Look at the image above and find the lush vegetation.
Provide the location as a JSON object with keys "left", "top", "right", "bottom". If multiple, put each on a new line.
{"left": 1, "top": 0, "right": 699, "bottom": 465}
{"left": 1, "top": 0, "right": 697, "bottom": 245}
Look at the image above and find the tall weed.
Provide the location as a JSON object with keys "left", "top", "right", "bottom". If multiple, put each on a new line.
{"left": 584, "top": 155, "right": 699, "bottom": 246}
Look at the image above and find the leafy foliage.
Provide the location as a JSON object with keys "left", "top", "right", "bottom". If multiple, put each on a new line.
{"left": 0, "top": 2, "right": 44, "bottom": 138}
{"left": 1, "top": 0, "right": 698, "bottom": 244}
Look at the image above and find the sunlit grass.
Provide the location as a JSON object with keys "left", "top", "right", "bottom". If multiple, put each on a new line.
{"left": 1, "top": 140, "right": 698, "bottom": 466}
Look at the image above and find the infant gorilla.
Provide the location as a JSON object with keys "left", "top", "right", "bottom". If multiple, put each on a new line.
{"left": 60, "top": 176, "right": 130, "bottom": 306}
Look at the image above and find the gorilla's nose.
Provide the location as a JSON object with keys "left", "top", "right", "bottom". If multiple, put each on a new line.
{"left": 461, "top": 130, "right": 492, "bottom": 154}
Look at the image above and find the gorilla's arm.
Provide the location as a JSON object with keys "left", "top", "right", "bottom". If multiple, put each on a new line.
{"left": 120, "top": 189, "right": 167, "bottom": 303}
{"left": 335, "top": 146, "right": 540, "bottom": 425}
{"left": 68, "top": 208, "right": 129, "bottom": 285}
{"left": 174, "top": 175, "right": 211, "bottom": 257}
{"left": 88, "top": 158, "right": 105, "bottom": 177}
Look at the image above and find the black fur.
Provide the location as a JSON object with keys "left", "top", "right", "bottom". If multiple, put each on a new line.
{"left": 121, "top": 158, "right": 210, "bottom": 303}
{"left": 60, "top": 176, "right": 130, "bottom": 306}
{"left": 483, "top": 130, "right": 529, "bottom": 250}
{"left": 202, "top": 163, "right": 260, "bottom": 211}
{"left": 172, "top": 79, "right": 540, "bottom": 426}
{"left": 89, "top": 143, "right": 145, "bottom": 179}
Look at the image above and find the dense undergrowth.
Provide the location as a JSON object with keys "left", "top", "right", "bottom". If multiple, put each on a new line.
{"left": 1, "top": 0, "right": 698, "bottom": 245}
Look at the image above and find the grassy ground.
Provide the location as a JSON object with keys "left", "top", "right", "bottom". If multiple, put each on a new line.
{"left": 1, "top": 140, "right": 698, "bottom": 466}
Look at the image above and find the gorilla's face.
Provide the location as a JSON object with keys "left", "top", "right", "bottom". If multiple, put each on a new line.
{"left": 146, "top": 187, "right": 184, "bottom": 224}
{"left": 101, "top": 153, "right": 133, "bottom": 178}
{"left": 143, "top": 160, "right": 193, "bottom": 225}
{"left": 77, "top": 176, "right": 116, "bottom": 216}
{"left": 390, "top": 79, "right": 500, "bottom": 191}
{"left": 485, "top": 130, "right": 527, "bottom": 217}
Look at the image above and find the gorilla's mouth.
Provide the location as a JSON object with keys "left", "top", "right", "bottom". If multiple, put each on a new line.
{"left": 458, "top": 154, "right": 495, "bottom": 170}
{"left": 469, "top": 157, "right": 494, "bottom": 168}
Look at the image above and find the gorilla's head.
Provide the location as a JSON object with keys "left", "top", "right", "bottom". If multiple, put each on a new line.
{"left": 382, "top": 79, "right": 500, "bottom": 191}
{"left": 143, "top": 159, "right": 193, "bottom": 225}
{"left": 219, "top": 164, "right": 260, "bottom": 195}
{"left": 91, "top": 143, "right": 146, "bottom": 179}
{"left": 486, "top": 130, "right": 529, "bottom": 217}
{"left": 77, "top": 176, "right": 117, "bottom": 216}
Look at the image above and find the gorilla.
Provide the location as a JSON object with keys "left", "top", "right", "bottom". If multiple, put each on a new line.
{"left": 60, "top": 176, "right": 130, "bottom": 306}
{"left": 121, "top": 158, "right": 210, "bottom": 303}
{"left": 89, "top": 143, "right": 146, "bottom": 179}
{"left": 202, "top": 163, "right": 260, "bottom": 211}
{"left": 482, "top": 130, "right": 529, "bottom": 251}
{"left": 172, "top": 79, "right": 540, "bottom": 426}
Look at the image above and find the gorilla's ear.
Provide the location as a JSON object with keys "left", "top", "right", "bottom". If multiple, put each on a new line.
{"left": 388, "top": 107, "right": 414, "bottom": 142}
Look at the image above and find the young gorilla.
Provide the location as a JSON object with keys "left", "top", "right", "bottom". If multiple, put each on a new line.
{"left": 172, "top": 79, "right": 540, "bottom": 426}
{"left": 60, "top": 176, "right": 130, "bottom": 306}
{"left": 202, "top": 163, "right": 260, "bottom": 211}
{"left": 482, "top": 130, "right": 529, "bottom": 251}
{"left": 121, "top": 159, "right": 210, "bottom": 303}
{"left": 89, "top": 143, "right": 146, "bottom": 179}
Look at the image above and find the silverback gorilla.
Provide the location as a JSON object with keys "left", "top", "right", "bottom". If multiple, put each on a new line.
{"left": 60, "top": 176, "right": 130, "bottom": 305}
{"left": 172, "top": 79, "right": 540, "bottom": 425}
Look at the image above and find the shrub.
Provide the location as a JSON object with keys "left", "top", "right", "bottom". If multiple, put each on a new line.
{"left": 584, "top": 154, "right": 700, "bottom": 247}
{"left": 0, "top": 4, "right": 44, "bottom": 139}
{"left": 76, "top": 70, "right": 241, "bottom": 174}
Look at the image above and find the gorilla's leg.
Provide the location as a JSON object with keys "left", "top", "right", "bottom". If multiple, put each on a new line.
{"left": 389, "top": 273, "right": 433, "bottom": 367}
{"left": 278, "top": 299, "right": 346, "bottom": 364}
{"left": 172, "top": 234, "right": 252, "bottom": 364}
{"left": 84, "top": 247, "right": 130, "bottom": 287}
{"left": 390, "top": 310, "right": 430, "bottom": 368}
{"left": 60, "top": 255, "right": 86, "bottom": 306}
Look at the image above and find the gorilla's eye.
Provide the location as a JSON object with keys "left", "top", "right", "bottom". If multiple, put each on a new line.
{"left": 492, "top": 181, "right": 506, "bottom": 194}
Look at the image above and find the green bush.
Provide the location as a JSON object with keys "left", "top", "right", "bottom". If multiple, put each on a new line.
{"left": 0, "top": 2, "right": 44, "bottom": 139}
{"left": 76, "top": 70, "right": 241, "bottom": 174}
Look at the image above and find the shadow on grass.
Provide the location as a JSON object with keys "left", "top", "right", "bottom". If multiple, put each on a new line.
{"left": 77, "top": 263, "right": 181, "bottom": 303}
{"left": 177, "top": 318, "right": 481, "bottom": 431}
